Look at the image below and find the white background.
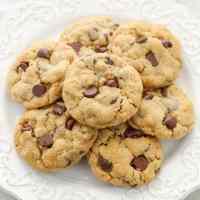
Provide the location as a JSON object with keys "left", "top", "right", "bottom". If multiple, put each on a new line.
{"left": 0, "top": 0, "right": 200, "bottom": 199}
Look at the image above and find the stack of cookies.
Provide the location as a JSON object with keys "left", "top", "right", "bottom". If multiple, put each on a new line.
{"left": 7, "top": 16, "right": 195, "bottom": 187}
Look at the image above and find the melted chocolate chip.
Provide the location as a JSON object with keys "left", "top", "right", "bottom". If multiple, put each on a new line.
{"left": 105, "top": 57, "right": 114, "bottom": 65}
{"left": 145, "top": 51, "right": 159, "bottom": 66}
{"left": 83, "top": 86, "right": 98, "bottom": 98}
{"left": 52, "top": 103, "right": 66, "bottom": 115}
{"left": 38, "top": 134, "right": 53, "bottom": 148}
{"left": 79, "top": 150, "right": 85, "bottom": 155}
{"left": 95, "top": 44, "right": 107, "bottom": 53}
{"left": 69, "top": 42, "right": 82, "bottom": 54}
{"left": 144, "top": 93, "right": 154, "bottom": 100}
{"left": 37, "top": 48, "right": 51, "bottom": 59}
{"left": 65, "top": 118, "right": 75, "bottom": 130}
{"left": 93, "top": 59, "right": 97, "bottom": 65}
{"left": 130, "top": 155, "right": 149, "bottom": 171}
{"left": 21, "top": 123, "right": 33, "bottom": 132}
{"left": 18, "top": 61, "right": 29, "bottom": 72}
{"left": 161, "top": 40, "right": 173, "bottom": 48}
{"left": 123, "top": 127, "right": 144, "bottom": 138}
{"left": 105, "top": 78, "right": 119, "bottom": 88}
{"left": 163, "top": 115, "right": 177, "bottom": 129}
{"left": 98, "top": 154, "right": 113, "bottom": 172}
{"left": 32, "top": 84, "right": 47, "bottom": 97}
{"left": 104, "top": 33, "right": 109, "bottom": 45}
{"left": 160, "top": 87, "right": 168, "bottom": 97}
{"left": 88, "top": 28, "right": 99, "bottom": 41}
{"left": 143, "top": 89, "right": 154, "bottom": 100}
{"left": 110, "top": 97, "right": 118, "bottom": 104}
{"left": 136, "top": 36, "right": 147, "bottom": 44}
{"left": 112, "top": 23, "right": 120, "bottom": 30}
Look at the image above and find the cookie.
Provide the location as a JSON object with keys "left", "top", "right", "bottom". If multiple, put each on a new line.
{"left": 62, "top": 53, "right": 143, "bottom": 128}
{"left": 8, "top": 40, "right": 77, "bottom": 109}
{"left": 88, "top": 123, "right": 163, "bottom": 187}
{"left": 59, "top": 16, "right": 119, "bottom": 56}
{"left": 15, "top": 100, "right": 97, "bottom": 171}
{"left": 129, "top": 85, "right": 194, "bottom": 139}
{"left": 109, "top": 21, "right": 182, "bottom": 88}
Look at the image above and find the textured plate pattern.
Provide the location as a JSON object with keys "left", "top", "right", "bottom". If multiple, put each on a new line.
{"left": 0, "top": 0, "right": 200, "bottom": 200}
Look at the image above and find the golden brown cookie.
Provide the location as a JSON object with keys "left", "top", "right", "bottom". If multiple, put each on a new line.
{"left": 88, "top": 124, "right": 163, "bottom": 187}
{"left": 129, "top": 84, "right": 194, "bottom": 139}
{"left": 8, "top": 40, "right": 77, "bottom": 109}
{"left": 15, "top": 100, "right": 97, "bottom": 171}
{"left": 62, "top": 53, "right": 143, "bottom": 128}
{"left": 109, "top": 21, "right": 182, "bottom": 88}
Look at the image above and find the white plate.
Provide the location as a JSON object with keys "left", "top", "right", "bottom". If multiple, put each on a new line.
{"left": 0, "top": 0, "right": 200, "bottom": 200}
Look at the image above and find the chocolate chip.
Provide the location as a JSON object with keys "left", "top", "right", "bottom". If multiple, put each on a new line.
{"left": 123, "top": 127, "right": 144, "bottom": 138}
{"left": 83, "top": 86, "right": 98, "bottom": 98}
{"left": 32, "top": 84, "right": 47, "bottom": 97}
{"left": 110, "top": 97, "right": 118, "bottom": 104}
{"left": 105, "top": 78, "right": 119, "bottom": 88}
{"left": 145, "top": 51, "right": 159, "bottom": 66}
{"left": 21, "top": 123, "right": 33, "bottom": 132}
{"left": 160, "top": 87, "right": 168, "bottom": 97}
{"left": 18, "top": 61, "right": 29, "bottom": 71}
{"left": 98, "top": 154, "right": 113, "bottom": 172}
{"left": 144, "top": 93, "right": 154, "bottom": 100}
{"left": 88, "top": 28, "right": 99, "bottom": 41}
{"left": 65, "top": 160, "right": 71, "bottom": 167}
{"left": 112, "top": 23, "right": 120, "bottom": 30}
{"left": 104, "top": 33, "right": 109, "bottom": 45}
{"left": 69, "top": 42, "right": 82, "bottom": 54}
{"left": 93, "top": 59, "right": 97, "bottom": 65}
{"left": 79, "top": 150, "right": 85, "bottom": 155}
{"left": 52, "top": 103, "right": 66, "bottom": 115}
{"left": 143, "top": 89, "right": 153, "bottom": 99}
{"left": 136, "top": 36, "right": 147, "bottom": 44}
{"left": 163, "top": 115, "right": 177, "bottom": 129}
{"left": 37, "top": 48, "right": 51, "bottom": 59}
{"left": 130, "top": 155, "right": 149, "bottom": 171}
{"left": 65, "top": 118, "right": 75, "bottom": 130}
{"left": 38, "top": 134, "right": 53, "bottom": 148}
{"left": 105, "top": 57, "right": 114, "bottom": 65}
{"left": 95, "top": 44, "right": 107, "bottom": 53}
{"left": 161, "top": 40, "right": 173, "bottom": 48}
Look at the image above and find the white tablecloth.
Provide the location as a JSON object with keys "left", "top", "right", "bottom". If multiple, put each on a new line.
{"left": 1, "top": 0, "right": 200, "bottom": 199}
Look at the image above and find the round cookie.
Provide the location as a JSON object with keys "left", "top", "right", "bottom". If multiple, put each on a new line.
{"left": 62, "top": 53, "right": 143, "bottom": 128}
{"left": 8, "top": 40, "right": 77, "bottom": 109}
{"left": 59, "top": 16, "right": 119, "bottom": 56}
{"left": 88, "top": 124, "right": 163, "bottom": 187}
{"left": 15, "top": 100, "right": 97, "bottom": 171}
{"left": 129, "top": 85, "right": 194, "bottom": 139}
{"left": 109, "top": 21, "right": 182, "bottom": 88}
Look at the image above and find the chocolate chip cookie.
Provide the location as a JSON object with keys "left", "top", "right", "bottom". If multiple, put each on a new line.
{"left": 59, "top": 16, "right": 119, "bottom": 56}
{"left": 129, "top": 84, "right": 194, "bottom": 139}
{"left": 15, "top": 100, "right": 97, "bottom": 171}
{"left": 109, "top": 21, "right": 182, "bottom": 88}
{"left": 88, "top": 123, "right": 163, "bottom": 187}
{"left": 8, "top": 40, "right": 77, "bottom": 109}
{"left": 62, "top": 53, "right": 143, "bottom": 128}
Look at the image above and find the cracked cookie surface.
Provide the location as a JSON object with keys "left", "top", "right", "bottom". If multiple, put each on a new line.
{"left": 15, "top": 100, "right": 97, "bottom": 171}
{"left": 129, "top": 84, "right": 194, "bottom": 139}
{"left": 88, "top": 123, "right": 163, "bottom": 187}
{"left": 59, "top": 16, "right": 119, "bottom": 56}
{"left": 8, "top": 40, "right": 77, "bottom": 109}
{"left": 62, "top": 53, "right": 143, "bottom": 128}
{"left": 109, "top": 21, "right": 182, "bottom": 88}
